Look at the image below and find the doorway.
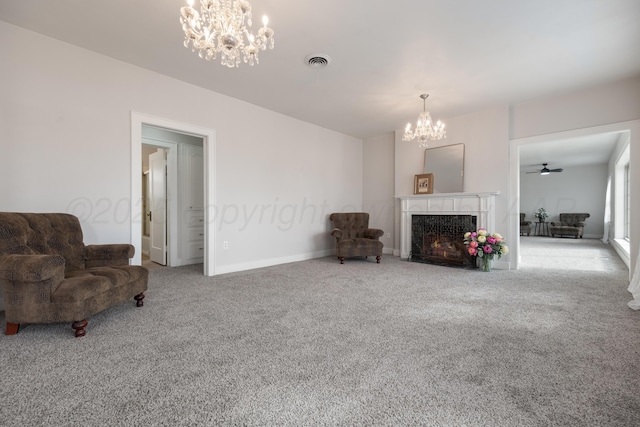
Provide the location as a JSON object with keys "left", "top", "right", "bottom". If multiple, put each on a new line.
{"left": 141, "top": 126, "right": 204, "bottom": 268}
{"left": 509, "top": 121, "right": 635, "bottom": 270}
{"left": 131, "top": 112, "right": 216, "bottom": 276}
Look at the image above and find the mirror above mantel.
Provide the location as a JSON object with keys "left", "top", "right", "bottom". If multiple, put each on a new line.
{"left": 424, "top": 143, "right": 464, "bottom": 193}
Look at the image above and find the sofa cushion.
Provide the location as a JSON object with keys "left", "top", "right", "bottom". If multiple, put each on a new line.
{"left": 111, "top": 265, "right": 148, "bottom": 282}
{"left": 72, "top": 267, "right": 130, "bottom": 286}
{"left": 66, "top": 265, "right": 147, "bottom": 286}
{"left": 52, "top": 275, "right": 112, "bottom": 303}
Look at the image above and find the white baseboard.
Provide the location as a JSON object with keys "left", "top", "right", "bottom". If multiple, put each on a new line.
{"left": 612, "top": 239, "right": 631, "bottom": 269}
{"left": 215, "top": 249, "right": 335, "bottom": 275}
{"left": 583, "top": 234, "right": 604, "bottom": 239}
{"left": 215, "top": 247, "right": 398, "bottom": 275}
{"left": 493, "top": 259, "right": 509, "bottom": 270}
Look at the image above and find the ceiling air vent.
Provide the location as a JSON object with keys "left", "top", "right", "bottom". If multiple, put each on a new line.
{"left": 305, "top": 53, "right": 331, "bottom": 69}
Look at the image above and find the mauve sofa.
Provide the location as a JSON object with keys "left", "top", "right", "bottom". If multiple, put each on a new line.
{"left": 0, "top": 212, "right": 148, "bottom": 337}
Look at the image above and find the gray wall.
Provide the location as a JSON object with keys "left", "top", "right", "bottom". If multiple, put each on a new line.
{"left": 363, "top": 132, "right": 395, "bottom": 252}
{"left": 520, "top": 164, "right": 608, "bottom": 238}
{"left": 0, "top": 21, "right": 363, "bottom": 274}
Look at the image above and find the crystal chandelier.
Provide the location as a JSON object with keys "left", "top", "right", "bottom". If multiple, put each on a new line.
{"left": 180, "top": 0, "right": 275, "bottom": 68}
{"left": 402, "top": 94, "right": 446, "bottom": 148}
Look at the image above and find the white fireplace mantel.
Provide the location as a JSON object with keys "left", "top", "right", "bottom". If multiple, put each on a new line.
{"left": 395, "top": 192, "right": 499, "bottom": 259}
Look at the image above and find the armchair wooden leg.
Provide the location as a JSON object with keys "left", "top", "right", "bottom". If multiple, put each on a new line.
{"left": 376, "top": 256, "right": 381, "bottom": 263}
{"left": 134, "top": 292, "right": 145, "bottom": 307}
{"left": 72, "top": 319, "right": 88, "bottom": 337}
{"left": 338, "top": 257, "right": 344, "bottom": 264}
{"left": 5, "top": 322, "right": 20, "bottom": 335}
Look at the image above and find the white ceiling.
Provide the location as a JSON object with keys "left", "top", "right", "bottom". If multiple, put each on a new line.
{"left": 519, "top": 132, "right": 622, "bottom": 173}
{"left": 2, "top": 0, "right": 639, "bottom": 161}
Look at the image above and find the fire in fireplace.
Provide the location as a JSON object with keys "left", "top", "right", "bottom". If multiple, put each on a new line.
{"left": 410, "top": 215, "right": 477, "bottom": 267}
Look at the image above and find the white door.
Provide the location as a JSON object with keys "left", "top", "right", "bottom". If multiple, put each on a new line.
{"left": 149, "top": 149, "right": 167, "bottom": 265}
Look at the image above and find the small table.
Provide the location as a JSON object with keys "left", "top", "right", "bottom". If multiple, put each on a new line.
{"left": 535, "top": 221, "right": 549, "bottom": 236}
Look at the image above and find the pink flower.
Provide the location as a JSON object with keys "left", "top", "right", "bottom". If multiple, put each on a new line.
{"left": 470, "top": 241, "right": 478, "bottom": 248}
{"left": 471, "top": 232, "right": 477, "bottom": 238}
{"left": 483, "top": 245, "right": 493, "bottom": 253}
{"left": 487, "top": 236, "right": 497, "bottom": 244}
{"left": 468, "top": 247, "right": 477, "bottom": 256}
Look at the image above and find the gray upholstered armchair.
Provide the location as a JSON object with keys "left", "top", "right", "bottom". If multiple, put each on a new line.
{"left": 329, "top": 213, "right": 384, "bottom": 264}
{"left": 520, "top": 213, "right": 532, "bottom": 236}
{"left": 550, "top": 213, "right": 590, "bottom": 238}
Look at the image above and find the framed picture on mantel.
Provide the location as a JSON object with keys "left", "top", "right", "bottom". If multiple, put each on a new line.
{"left": 414, "top": 173, "right": 434, "bottom": 195}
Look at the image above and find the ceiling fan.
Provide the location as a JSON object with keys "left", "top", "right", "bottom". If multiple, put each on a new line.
{"left": 526, "top": 163, "right": 563, "bottom": 175}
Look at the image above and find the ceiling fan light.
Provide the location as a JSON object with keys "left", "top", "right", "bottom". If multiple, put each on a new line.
{"left": 540, "top": 171, "right": 550, "bottom": 176}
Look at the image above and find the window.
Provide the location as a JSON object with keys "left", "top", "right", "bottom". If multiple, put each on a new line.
{"left": 625, "top": 163, "right": 630, "bottom": 241}
{"left": 612, "top": 138, "right": 630, "bottom": 267}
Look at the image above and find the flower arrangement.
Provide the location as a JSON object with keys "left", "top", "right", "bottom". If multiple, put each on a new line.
{"left": 463, "top": 228, "right": 508, "bottom": 272}
{"left": 534, "top": 208, "right": 549, "bottom": 222}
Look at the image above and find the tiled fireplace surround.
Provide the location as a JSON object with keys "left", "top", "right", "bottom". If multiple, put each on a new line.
{"left": 396, "top": 192, "right": 499, "bottom": 266}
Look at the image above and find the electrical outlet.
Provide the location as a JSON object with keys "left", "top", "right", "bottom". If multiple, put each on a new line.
{"left": 223, "top": 241, "right": 229, "bottom": 249}
{"left": 387, "top": 233, "right": 392, "bottom": 239}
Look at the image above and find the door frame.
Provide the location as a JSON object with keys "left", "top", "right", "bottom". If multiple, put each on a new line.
{"left": 508, "top": 119, "right": 638, "bottom": 271}
{"left": 131, "top": 112, "right": 216, "bottom": 276}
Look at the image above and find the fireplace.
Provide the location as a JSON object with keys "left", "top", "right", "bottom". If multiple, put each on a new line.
{"left": 410, "top": 215, "right": 477, "bottom": 267}
{"left": 396, "top": 192, "right": 499, "bottom": 265}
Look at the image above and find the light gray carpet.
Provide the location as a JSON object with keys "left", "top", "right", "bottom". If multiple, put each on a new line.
{"left": 1, "top": 238, "right": 639, "bottom": 426}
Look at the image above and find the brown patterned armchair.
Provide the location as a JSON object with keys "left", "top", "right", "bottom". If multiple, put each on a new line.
{"left": 520, "top": 213, "right": 532, "bottom": 236}
{"left": 550, "top": 213, "right": 590, "bottom": 238}
{"left": 329, "top": 213, "right": 384, "bottom": 264}
{"left": 0, "top": 213, "right": 148, "bottom": 337}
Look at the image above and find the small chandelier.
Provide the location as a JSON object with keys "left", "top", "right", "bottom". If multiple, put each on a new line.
{"left": 402, "top": 94, "right": 446, "bottom": 148}
{"left": 180, "top": 0, "right": 275, "bottom": 68}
